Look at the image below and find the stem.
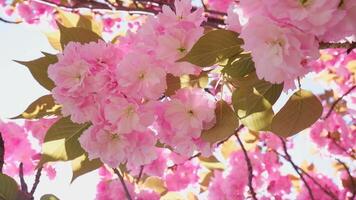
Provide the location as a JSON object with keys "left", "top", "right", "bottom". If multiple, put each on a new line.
{"left": 113, "top": 168, "right": 132, "bottom": 200}
{"left": 30, "top": 167, "right": 43, "bottom": 195}
{"left": 19, "top": 163, "right": 28, "bottom": 193}
{"left": 321, "top": 85, "right": 356, "bottom": 120}
{"left": 0, "top": 132, "right": 4, "bottom": 173}
{"left": 235, "top": 132, "right": 257, "bottom": 200}
{"left": 136, "top": 166, "right": 144, "bottom": 183}
{"left": 0, "top": 17, "right": 22, "bottom": 24}
{"left": 336, "top": 159, "right": 355, "bottom": 200}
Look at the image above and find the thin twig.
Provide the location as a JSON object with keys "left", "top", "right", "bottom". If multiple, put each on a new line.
{"left": 336, "top": 159, "right": 355, "bottom": 200}
{"left": 30, "top": 167, "right": 43, "bottom": 196}
{"left": 0, "top": 132, "right": 4, "bottom": 173}
{"left": 0, "top": 17, "right": 22, "bottom": 24}
{"left": 136, "top": 166, "right": 144, "bottom": 183}
{"left": 278, "top": 137, "right": 315, "bottom": 200}
{"left": 321, "top": 85, "right": 356, "bottom": 120}
{"left": 278, "top": 137, "right": 339, "bottom": 200}
{"left": 19, "top": 163, "right": 28, "bottom": 193}
{"left": 113, "top": 168, "right": 132, "bottom": 200}
{"left": 235, "top": 131, "right": 257, "bottom": 200}
{"left": 168, "top": 152, "right": 201, "bottom": 170}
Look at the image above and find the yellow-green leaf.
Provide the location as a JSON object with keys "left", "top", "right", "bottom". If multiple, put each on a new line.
{"left": 178, "top": 30, "right": 243, "bottom": 67}
{"left": 39, "top": 117, "right": 91, "bottom": 165}
{"left": 201, "top": 101, "right": 239, "bottom": 144}
{"left": 143, "top": 177, "right": 167, "bottom": 195}
{"left": 40, "top": 194, "right": 60, "bottom": 200}
{"left": 232, "top": 73, "right": 282, "bottom": 131}
{"left": 11, "top": 95, "right": 61, "bottom": 119}
{"left": 223, "top": 54, "right": 255, "bottom": 78}
{"left": 0, "top": 174, "right": 19, "bottom": 200}
{"left": 14, "top": 52, "right": 58, "bottom": 91}
{"left": 57, "top": 22, "right": 102, "bottom": 49}
{"left": 71, "top": 154, "right": 102, "bottom": 183}
{"left": 271, "top": 89, "right": 323, "bottom": 137}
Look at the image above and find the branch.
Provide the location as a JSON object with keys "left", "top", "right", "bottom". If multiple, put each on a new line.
{"left": 235, "top": 131, "right": 257, "bottom": 200}
{"left": 113, "top": 168, "right": 132, "bottom": 200}
{"left": 168, "top": 152, "right": 201, "bottom": 170}
{"left": 0, "top": 17, "right": 22, "bottom": 24}
{"left": 136, "top": 165, "right": 144, "bottom": 184}
{"left": 0, "top": 132, "right": 4, "bottom": 173}
{"left": 321, "top": 85, "right": 356, "bottom": 120}
{"left": 278, "top": 137, "right": 315, "bottom": 200}
{"left": 277, "top": 137, "right": 339, "bottom": 200}
{"left": 336, "top": 159, "right": 355, "bottom": 199}
{"left": 19, "top": 163, "right": 28, "bottom": 193}
{"left": 319, "top": 42, "right": 356, "bottom": 52}
{"left": 30, "top": 167, "right": 43, "bottom": 196}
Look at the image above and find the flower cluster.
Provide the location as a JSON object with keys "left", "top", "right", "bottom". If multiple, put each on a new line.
{"left": 227, "top": 0, "right": 356, "bottom": 87}
{"left": 48, "top": 0, "right": 217, "bottom": 169}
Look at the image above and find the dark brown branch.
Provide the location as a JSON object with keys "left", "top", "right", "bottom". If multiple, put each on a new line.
{"left": 168, "top": 152, "right": 201, "bottom": 170}
{"left": 336, "top": 159, "right": 355, "bottom": 199}
{"left": 321, "top": 85, "right": 356, "bottom": 120}
{"left": 319, "top": 42, "right": 356, "bottom": 52}
{"left": 30, "top": 167, "right": 43, "bottom": 196}
{"left": 0, "top": 17, "right": 22, "bottom": 24}
{"left": 136, "top": 165, "right": 144, "bottom": 183}
{"left": 278, "top": 137, "right": 315, "bottom": 200}
{"left": 19, "top": 163, "right": 28, "bottom": 193}
{"left": 113, "top": 168, "right": 132, "bottom": 200}
{"left": 0, "top": 132, "right": 4, "bottom": 173}
{"left": 235, "top": 131, "right": 257, "bottom": 200}
{"left": 278, "top": 137, "right": 339, "bottom": 200}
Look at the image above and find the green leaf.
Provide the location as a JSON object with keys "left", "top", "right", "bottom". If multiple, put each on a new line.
{"left": 201, "top": 101, "right": 239, "bottom": 144}
{"left": 39, "top": 117, "right": 91, "bottom": 165}
{"left": 14, "top": 52, "right": 58, "bottom": 91}
{"left": 40, "top": 194, "right": 60, "bottom": 200}
{"left": 232, "top": 73, "right": 282, "bottom": 131}
{"left": 178, "top": 30, "right": 243, "bottom": 67}
{"left": 11, "top": 95, "right": 61, "bottom": 119}
{"left": 240, "top": 107, "right": 274, "bottom": 132}
{"left": 271, "top": 89, "right": 323, "bottom": 137}
{"left": 222, "top": 54, "right": 255, "bottom": 78}
{"left": 57, "top": 22, "right": 102, "bottom": 49}
{"left": 71, "top": 154, "right": 102, "bottom": 183}
{"left": 0, "top": 174, "right": 19, "bottom": 200}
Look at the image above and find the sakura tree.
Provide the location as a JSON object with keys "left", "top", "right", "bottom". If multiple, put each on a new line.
{"left": 0, "top": 0, "right": 355, "bottom": 199}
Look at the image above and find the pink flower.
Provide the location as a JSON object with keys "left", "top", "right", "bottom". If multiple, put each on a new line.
{"left": 103, "top": 96, "right": 154, "bottom": 134}
{"left": 24, "top": 118, "right": 58, "bottom": 143}
{"left": 48, "top": 41, "right": 123, "bottom": 123}
{"left": 156, "top": 28, "right": 203, "bottom": 76}
{"left": 226, "top": 3, "right": 243, "bottom": 33}
{"left": 79, "top": 126, "right": 127, "bottom": 168}
{"left": 164, "top": 88, "right": 216, "bottom": 137}
{"left": 165, "top": 162, "right": 199, "bottom": 191}
{"left": 116, "top": 52, "right": 166, "bottom": 100}
{"left": 159, "top": 0, "right": 205, "bottom": 27}
{"left": 265, "top": 0, "right": 344, "bottom": 38}
{"left": 207, "top": 0, "right": 233, "bottom": 12}
{"left": 96, "top": 179, "right": 135, "bottom": 200}
{"left": 240, "top": 16, "right": 319, "bottom": 86}
{"left": 124, "top": 130, "right": 158, "bottom": 169}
